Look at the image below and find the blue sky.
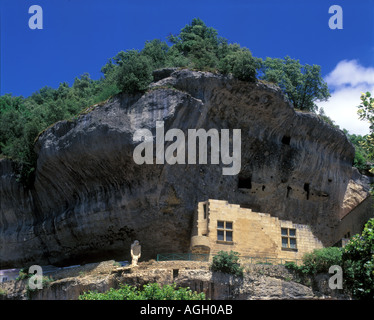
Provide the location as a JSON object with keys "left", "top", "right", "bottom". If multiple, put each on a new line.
{"left": 1, "top": 0, "right": 374, "bottom": 134}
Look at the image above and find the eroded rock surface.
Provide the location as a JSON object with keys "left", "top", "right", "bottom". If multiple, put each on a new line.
{"left": 0, "top": 69, "right": 371, "bottom": 268}
{"left": 0, "top": 261, "right": 350, "bottom": 300}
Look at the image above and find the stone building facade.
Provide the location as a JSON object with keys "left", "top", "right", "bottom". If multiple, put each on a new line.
{"left": 332, "top": 196, "right": 373, "bottom": 246}
{"left": 190, "top": 199, "right": 324, "bottom": 262}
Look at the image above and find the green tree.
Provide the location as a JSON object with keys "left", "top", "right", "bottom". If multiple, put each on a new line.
{"left": 357, "top": 92, "right": 374, "bottom": 169}
{"left": 218, "top": 46, "right": 260, "bottom": 82}
{"left": 115, "top": 50, "right": 153, "bottom": 94}
{"left": 0, "top": 73, "right": 120, "bottom": 185}
{"left": 345, "top": 132, "right": 372, "bottom": 174}
{"left": 0, "top": 18, "right": 335, "bottom": 186}
{"left": 168, "top": 18, "right": 223, "bottom": 71}
{"left": 0, "top": 94, "right": 25, "bottom": 113}
{"left": 260, "top": 56, "right": 330, "bottom": 112}
{"left": 164, "top": 45, "right": 189, "bottom": 68}
{"left": 141, "top": 39, "right": 169, "bottom": 69}
{"left": 342, "top": 218, "right": 374, "bottom": 300}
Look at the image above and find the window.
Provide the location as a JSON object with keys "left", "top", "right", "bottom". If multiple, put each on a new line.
{"left": 281, "top": 227, "right": 297, "bottom": 249}
{"left": 217, "top": 221, "right": 233, "bottom": 242}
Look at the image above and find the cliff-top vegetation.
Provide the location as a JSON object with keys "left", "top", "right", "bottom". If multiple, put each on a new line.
{"left": 0, "top": 18, "right": 369, "bottom": 185}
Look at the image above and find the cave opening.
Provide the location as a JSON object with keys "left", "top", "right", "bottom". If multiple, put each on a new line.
{"left": 286, "top": 186, "right": 292, "bottom": 198}
{"left": 238, "top": 176, "right": 252, "bottom": 189}
{"left": 304, "top": 183, "right": 310, "bottom": 200}
{"left": 281, "top": 135, "right": 291, "bottom": 145}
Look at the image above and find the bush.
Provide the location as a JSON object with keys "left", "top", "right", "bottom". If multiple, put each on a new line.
{"left": 284, "top": 220, "right": 374, "bottom": 300}
{"left": 16, "top": 268, "right": 31, "bottom": 281}
{"left": 283, "top": 261, "right": 299, "bottom": 271}
{"left": 285, "top": 247, "right": 343, "bottom": 276}
{"left": 342, "top": 218, "right": 374, "bottom": 300}
{"left": 78, "top": 283, "right": 205, "bottom": 300}
{"left": 210, "top": 250, "right": 244, "bottom": 277}
{"left": 301, "top": 247, "right": 343, "bottom": 274}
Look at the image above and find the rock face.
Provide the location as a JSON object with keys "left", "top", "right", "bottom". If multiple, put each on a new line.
{"left": 0, "top": 69, "right": 371, "bottom": 268}
{"left": 0, "top": 261, "right": 350, "bottom": 300}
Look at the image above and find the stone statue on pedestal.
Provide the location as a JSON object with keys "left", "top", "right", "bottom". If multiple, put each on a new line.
{"left": 131, "top": 240, "right": 141, "bottom": 266}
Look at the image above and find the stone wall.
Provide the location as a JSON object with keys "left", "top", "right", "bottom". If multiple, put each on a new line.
{"left": 333, "top": 196, "right": 374, "bottom": 245}
{"left": 191, "top": 199, "right": 323, "bottom": 261}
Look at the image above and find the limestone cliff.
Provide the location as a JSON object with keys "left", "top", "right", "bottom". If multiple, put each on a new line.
{"left": 0, "top": 69, "right": 371, "bottom": 268}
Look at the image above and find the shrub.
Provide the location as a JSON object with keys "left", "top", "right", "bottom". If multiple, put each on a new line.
{"left": 16, "top": 268, "right": 31, "bottom": 281}
{"left": 301, "top": 247, "right": 343, "bottom": 274}
{"left": 78, "top": 283, "right": 205, "bottom": 300}
{"left": 0, "top": 288, "right": 7, "bottom": 297}
{"left": 285, "top": 247, "right": 343, "bottom": 276}
{"left": 210, "top": 250, "right": 244, "bottom": 277}
{"left": 342, "top": 218, "right": 374, "bottom": 300}
{"left": 284, "top": 261, "right": 300, "bottom": 272}
{"left": 284, "top": 220, "right": 374, "bottom": 300}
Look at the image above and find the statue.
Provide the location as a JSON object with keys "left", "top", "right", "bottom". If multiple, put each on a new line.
{"left": 131, "top": 240, "right": 141, "bottom": 266}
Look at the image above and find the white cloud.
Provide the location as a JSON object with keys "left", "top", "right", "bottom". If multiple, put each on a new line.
{"left": 325, "top": 60, "right": 374, "bottom": 88}
{"left": 317, "top": 59, "right": 373, "bottom": 136}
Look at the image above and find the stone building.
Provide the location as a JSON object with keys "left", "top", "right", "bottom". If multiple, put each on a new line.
{"left": 0, "top": 269, "right": 19, "bottom": 283}
{"left": 190, "top": 199, "right": 325, "bottom": 262}
{"left": 332, "top": 196, "right": 373, "bottom": 247}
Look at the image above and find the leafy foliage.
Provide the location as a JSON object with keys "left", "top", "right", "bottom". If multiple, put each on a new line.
{"left": 285, "top": 247, "right": 343, "bottom": 275}
{"left": 0, "top": 74, "right": 115, "bottom": 186}
{"left": 16, "top": 267, "right": 32, "bottom": 281}
{"left": 357, "top": 92, "right": 374, "bottom": 171}
{"left": 0, "top": 18, "right": 330, "bottom": 186}
{"left": 301, "top": 247, "right": 343, "bottom": 275}
{"left": 210, "top": 250, "right": 244, "bottom": 277}
{"left": 260, "top": 56, "right": 330, "bottom": 112}
{"left": 218, "top": 46, "right": 260, "bottom": 82}
{"left": 78, "top": 283, "right": 205, "bottom": 300}
{"left": 346, "top": 132, "right": 373, "bottom": 174}
{"left": 342, "top": 218, "right": 374, "bottom": 300}
{"left": 112, "top": 50, "right": 154, "bottom": 94}
{"left": 285, "top": 219, "right": 374, "bottom": 300}
{"left": 168, "top": 18, "right": 221, "bottom": 71}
